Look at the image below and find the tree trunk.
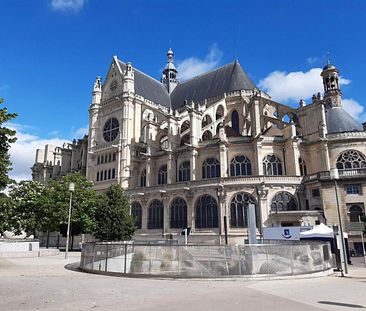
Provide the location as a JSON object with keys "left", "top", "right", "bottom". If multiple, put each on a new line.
{"left": 46, "top": 230, "right": 50, "bottom": 249}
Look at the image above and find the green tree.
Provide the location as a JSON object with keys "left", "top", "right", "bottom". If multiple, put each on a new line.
{"left": 8, "top": 180, "right": 45, "bottom": 235}
{"left": 0, "top": 193, "right": 13, "bottom": 234}
{"left": 46, "top": 173, "right": 97, "bottom": 236}
{"left": 94, "top": 184, "right": 135, "bottom": 241}
{"left": 0, "top": 98, "right": 17, "bottom": 191}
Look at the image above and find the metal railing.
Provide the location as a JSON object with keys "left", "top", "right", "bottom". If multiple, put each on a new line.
{"left": 80, "top": 241, "right": 333, "bottom": 278}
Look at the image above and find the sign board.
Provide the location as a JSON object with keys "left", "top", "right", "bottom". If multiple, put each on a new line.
{"left": 263, "top": 227, "right": 301, "bottom": 241}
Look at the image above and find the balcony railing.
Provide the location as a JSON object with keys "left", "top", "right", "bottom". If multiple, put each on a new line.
{"left": 305, "top": 169, "right": 366, "bottom": 182}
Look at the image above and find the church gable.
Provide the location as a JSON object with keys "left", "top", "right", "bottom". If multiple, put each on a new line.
{"left": 101, "top": 56, "right": 124, "bottom": 101}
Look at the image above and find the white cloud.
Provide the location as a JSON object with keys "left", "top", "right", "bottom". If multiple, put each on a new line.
{"left": 6, "top": 123, "right": 69, "bottom": 182}
{"left": 306, "top": 57, "right": 318, "bottom": 65}
{"left": 259, "top": 67, "right": 351, "bottom": 103}
{"left": 177, "top": 44, "right": 223, "bottom": 81}
{"left": 51, "top": 0, "right": 85, "bottom": 12}
{"left": 72, "top": 125, "right": 88, "bottom": 138}
{"left": 342, "top": 98, "right": 365, "bottom": 121}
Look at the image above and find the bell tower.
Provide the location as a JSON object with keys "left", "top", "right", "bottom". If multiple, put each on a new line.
{"left": 321, "top": 61, "right": 342, "bottom": 108}
{"left": 161, "top": 48, "right": 178, "bottom": 94}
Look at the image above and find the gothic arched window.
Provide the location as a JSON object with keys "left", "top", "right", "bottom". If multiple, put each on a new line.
{"left": 230, "top": 155, "right": 252, "bottom": 176}
{"left": 158, "top": 165, "right": 168, "bottom": 185}
{"left": 202, "top": 158, "right": 220, "bottom": 179}
{"left": 131, "top": 202, "right": 142, "bottom": 229}
{"left": 178, "top": 161, "right": 190, "bottom": 182}
{"left": 202, "top": 130, "right": 212, "bottom": 141}
{"left": 336, "top": 150, "right": 366, "bottom": 170}
{"left": 195, "top": 195, "right": 218, "bottom": 229}
{"left": 231, "top": 110, "right": 240, "bottom": 133}
{"left": 170, "top": 197, "right": 187, "bottom": 228}
{"left": 299, "top": 158, "right": 307, "bottom": 176}
{"left": 147, "top": 199, "right": 163, "bottom": 229}
{"left": 103, "top": 117, "right": 119, "bottom": 142}
{"left": 230, "top": 192, "right": 258, "bottom": 228}
{"left": 349, "top": 205, "right": 364, "bottom": 223}
{"left": 263, "top": 155, "right": 283, "bottom": 176}
{"left": 140, "top": 169, "right": 146, "bottom": 187}
{"left": 271, "top": 192, "right": 298, "bottom": 212}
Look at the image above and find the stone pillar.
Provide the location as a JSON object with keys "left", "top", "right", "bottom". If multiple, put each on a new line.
{"left": 186, "top": 190, "right": 195, "bottom": 233}
{"left": 219, "top": 143, "right": 228, "bottom": 178}
{"left": 257, "top": 183, "right": 270, "bottom": 231}
{"left": 254, "top": 140, "right": 264, "bottom": 175}
{"left": 217, "top": 185, "right": 227, "bottom": 244}
{"left": 191, "top": 148, "right": 198, "bottom": 181}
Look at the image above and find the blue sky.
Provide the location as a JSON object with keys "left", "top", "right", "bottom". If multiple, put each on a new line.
{"left": 2, "top": 0, "right": 366, "bottom": 180}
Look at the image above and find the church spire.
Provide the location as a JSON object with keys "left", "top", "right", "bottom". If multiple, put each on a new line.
{"left": 321, "top": 60, "right": 342, "bottom": 108}
{"left": 161, "top": 48, "right": 178, "bottom": 94}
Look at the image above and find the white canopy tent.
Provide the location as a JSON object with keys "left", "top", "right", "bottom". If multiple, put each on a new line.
{"left": 300, "top": 223, "right": 334, "bottom": 239}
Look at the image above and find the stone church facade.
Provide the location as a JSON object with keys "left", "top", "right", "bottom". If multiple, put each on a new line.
{"left": 32, "top": 50, "right": 366, "bottom": 250}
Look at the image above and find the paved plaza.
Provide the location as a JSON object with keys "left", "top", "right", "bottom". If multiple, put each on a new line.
{"left": 0, "top": 252, "right": 365, "bottom": 311}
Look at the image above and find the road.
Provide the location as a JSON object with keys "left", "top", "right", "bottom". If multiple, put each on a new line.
{"left": 0, "top": 253, "right": 365, "bottom": 311}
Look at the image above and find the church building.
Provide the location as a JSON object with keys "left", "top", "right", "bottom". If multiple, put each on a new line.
{"left": 32, "top": 49, "right": 366, "bottom": 252}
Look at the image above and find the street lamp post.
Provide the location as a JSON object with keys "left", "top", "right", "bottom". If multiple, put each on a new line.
{"left": 330, "top": 168, "right": 348, "bottom": 276}
{"left": 65, "top": 182, "right": 75, "bottom": 260}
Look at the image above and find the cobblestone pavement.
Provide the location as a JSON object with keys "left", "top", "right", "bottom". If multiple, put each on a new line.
{"left": 0, "top": 252, "right": 365, "bottom": 311}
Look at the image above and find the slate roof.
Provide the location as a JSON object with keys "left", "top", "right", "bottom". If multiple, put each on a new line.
{"left": 170, "top": 61, "right": 256, "bottom": 109}
{"left": 118, "top": 60, "right": 171, "bottom": 109}
{"left": 325, "top": 107, "right": 363, "bottom": 134}
{"left": 117, "top": 59, "right": 256, "bottom": 110}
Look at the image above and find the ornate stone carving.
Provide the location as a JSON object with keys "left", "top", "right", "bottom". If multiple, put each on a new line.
{"left": 256, "top": 183, "right": 269, "bottom": 199}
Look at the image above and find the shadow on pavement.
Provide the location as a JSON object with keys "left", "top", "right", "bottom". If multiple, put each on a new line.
{"left": 318, "top": 301, "right": 365, "bottom": 308}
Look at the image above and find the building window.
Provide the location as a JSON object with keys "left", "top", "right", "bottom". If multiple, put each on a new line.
{"left": 147, "top": 199, "right": 164, "bottom": 229}
{"left": 104, "top": 170, "right": 107, "bottom": 180}
{"left": 178, "top": 161, "right": 190, "bottom": 182}
{"left": 97, "top": 156, "right": 100, "bottom": 165}
{"left": 202, "top": 158, "right": 220, "bottom": 179}
{"left": 108, "top": 154, "right": 112, "bottom": 162}
{"left": 231, "top": 110, "right": 240, "bottom": 133}
{"left": 108, "top": 169, "right": 111, "bottom": 180}
{"left": 263, "top": 155, "right": 283, "bottom": 176}
{"left": 299, "top": 158, "right": 307, "bottom": 176}
{"left": 140, "top": 169, "right": 146, "bottom": 187}
{"left": 170, "top": 197, "right": 187, "bottom": 229}
{"left": 230, "top": 192, "right": 258, "bottom": 228}
{"left": 202, "top": 130, "right": 212, "bottom": 141}
{"left": 131, "top": 202, "right": 142, "bottom": 229}
{"left": 349, "top": 205, "right": 364, "bottom": 222}
{"left": 96, "top": 172, "right": 99, "bottom": 182}
{"left": 112, "top": 153, "right": 116, "bottom": 161}
{"left": 312, "top": 188, "right": 320, "bottom": 197}
{"left": 101, "top": 156, "right": 104, "bottom": 164}
{"left": 336, "top": 150, "right": 366, "bottom": 170}
{"left": 230, "top": 155, "right": 252, "bottom": 176}
{"left": 195, "top": 195, "right": 218, "bottom": 229}
{"left": 112, "top": 168, "right": 116, "bottom": 179}
{"left": 346, "top": 185, "right": 361, "bottom": 195}
{"left": 100, "top": 171, "right": 103, "bottom": 181}
{"left": 271, "top": 191, "right": 298, "bottom": 212}
{"left": 158, "top": 165, "right": 168, "bottom": 185}
{"left": 103, "top": 117, "right": 119, "bottom": 142}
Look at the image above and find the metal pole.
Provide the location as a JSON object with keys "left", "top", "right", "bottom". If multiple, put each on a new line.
{"left": 334, "top": 179, "right": 348, "bottom": 275}
{"left": 224, "top": 215, "right": 228, "bottom": 245}
{"left": 359, "top": 216, "right": 366, "bottom": 268}
{"left": 65, "top": 191, "right": 73, "bottom": 260}
{"left": 184, "top": 228, "right": 188, "bottom": 246}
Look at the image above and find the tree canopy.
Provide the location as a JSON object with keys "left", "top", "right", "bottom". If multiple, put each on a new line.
{"left": 0, "top": 98, "right": 17, "bottom": 190}
{"left": 94, "top": 184, "right": 135, "bottom": 241}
